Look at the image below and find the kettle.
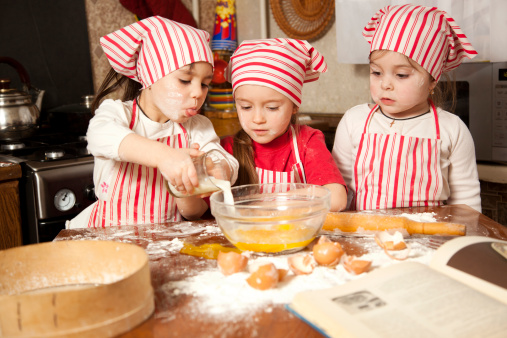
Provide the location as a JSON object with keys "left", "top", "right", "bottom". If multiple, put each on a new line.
{"left": 0, "top": 57, "right": 44, "bottom": 140}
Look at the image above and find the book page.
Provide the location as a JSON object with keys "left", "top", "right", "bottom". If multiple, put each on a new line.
{"left": 429, "top": 236, "right": 507, "bottom": 305}
{"left": 290, "top": 262, "right": 507, "bottom": 338}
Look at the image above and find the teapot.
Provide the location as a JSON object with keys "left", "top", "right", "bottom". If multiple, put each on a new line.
{"left": 0, "top": 57, "right": 44, "bottom": 140}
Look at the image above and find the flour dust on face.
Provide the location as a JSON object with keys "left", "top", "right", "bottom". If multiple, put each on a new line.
{"left": 144, "top": 62, "right": 213, "bottom": 123}
{"left": 235, "top": 85, "right": 297, "bottom": 144}
{"left": 152, "top": 84, "right": 184, "bottom": 121}
{"left": 369, "top": 50, "right": 437, "bottom": 119}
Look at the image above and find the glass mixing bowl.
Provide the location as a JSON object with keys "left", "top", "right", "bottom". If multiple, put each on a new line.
{"left": 210, "top": 183, "right": 331, "bottom": 254}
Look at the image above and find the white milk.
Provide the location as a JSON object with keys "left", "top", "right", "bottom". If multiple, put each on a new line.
{"left": 168, "top": 177, "right": 233, "bottom": 205}
{"left": 209, "top": 177, "right": 234, "bottom": 205}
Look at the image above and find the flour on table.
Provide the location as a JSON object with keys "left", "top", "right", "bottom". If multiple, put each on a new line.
{"left": 200, "top": 225, "right": 222, "bottom": 236}
{"left": 400, "top": 212, "right": 437, "bottom": 222}
{"left": 145, "top": 238, "right": 184, "bottom": 256}
{"left": 160, "top": 240, "right": 435, "bottom": 320}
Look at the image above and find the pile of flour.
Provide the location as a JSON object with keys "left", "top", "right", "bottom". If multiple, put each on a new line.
{"left": 158, "top": 224, "right": 436, "bottom": 320}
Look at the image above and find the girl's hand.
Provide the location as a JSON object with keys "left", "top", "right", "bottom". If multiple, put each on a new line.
{"left": 159, "top": 147, "right": 204, "bottom": 195}
{"left": 117, "top": 134, "right": 205, "bottom": 194}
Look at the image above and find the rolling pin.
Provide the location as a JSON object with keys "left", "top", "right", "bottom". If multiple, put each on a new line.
{"left": 323, "top": 212, "right": 466, "bottom": 236}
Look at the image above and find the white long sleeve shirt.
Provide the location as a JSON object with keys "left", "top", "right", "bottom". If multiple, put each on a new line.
{"left": 332, "top": 103, "right": 481, "bottom": 212}
{"left": 66, "top": 99, "right": 239, "bottom": 229}
{"left": 86, "top": 99, "right": 238, "bottom": 202}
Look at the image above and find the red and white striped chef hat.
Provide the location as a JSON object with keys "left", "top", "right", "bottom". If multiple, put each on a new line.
{"left": 100, "top": 16, "right": 213, "bottom": 89}
{"left": 363, "top": 5, "right": 477, "bottom": 81}
{"left": 226, "top": 38, "right": 327, "bottom": 107}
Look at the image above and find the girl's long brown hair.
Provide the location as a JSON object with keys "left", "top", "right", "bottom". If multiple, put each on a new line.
{"left": 431, "top": 72, "right": 456, "bottom": 113}
{"left": 91, "top": 68, "right": 142, "bottom": 114}
{"left": 232, "top": 113, "right": 299, "bottom": 186}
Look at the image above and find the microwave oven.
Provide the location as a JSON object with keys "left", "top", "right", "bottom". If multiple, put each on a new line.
{"left": 447, "top": 62, "right": 507, "bottom": 163}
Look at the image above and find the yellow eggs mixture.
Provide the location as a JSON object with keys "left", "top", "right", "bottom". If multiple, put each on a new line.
{"left": 227, "top": 223, "right": 316, "bottom": 253}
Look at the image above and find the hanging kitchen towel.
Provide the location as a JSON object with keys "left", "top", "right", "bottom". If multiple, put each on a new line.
{"left": 119, "top": 0, "right": 197, "bottom": 27}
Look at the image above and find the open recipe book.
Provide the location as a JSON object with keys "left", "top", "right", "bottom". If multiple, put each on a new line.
{"left": 287, "top": 236, "right": 507, "bottom": 338}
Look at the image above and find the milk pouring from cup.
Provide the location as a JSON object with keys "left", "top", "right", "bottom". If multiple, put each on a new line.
{"left": 166, "top": 149, "right": 233, "bottom": 198}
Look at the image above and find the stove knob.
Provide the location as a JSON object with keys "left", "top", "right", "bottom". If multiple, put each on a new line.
{"left": 85, "top": 184, "right": 96, "bottom": 201}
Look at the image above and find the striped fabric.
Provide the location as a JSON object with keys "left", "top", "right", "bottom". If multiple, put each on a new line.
{"left": 363, "top": 5, "right": 477, "bottom": 81}
{"left": 255, "top": 126, "right": 306, "bottom": 185}
{"left": 87, "top": 99, "right": 186, "bottom": 227}
{"left": 100, "top": 16, "right": 213, "bottom": 89}
{"left": 226, "top": 38, "right": 327, "bottom": 107}
{"left": 352, "top": 103, "right": 443, "bottom": 211}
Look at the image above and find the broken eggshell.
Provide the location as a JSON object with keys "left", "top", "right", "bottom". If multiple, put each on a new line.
{"left": 374, "top": 231, "right": 407, "bottom": 250}
{"left": 342, "top": 254, "right": 372, "bottom": 275}
{"left": 312, "top": 236, "right": 344, "bottom": 267}
{"left": 288, "top": 254, "right": 316, "bottom": 275}
{"left": 374, "top": 230, "right": 410, "bottom": 261}
{"left": 217, "top": 251, "right": 248, "bottom": 276}
{"left": 246, "top": 263, "right": 279, "bottom": 290}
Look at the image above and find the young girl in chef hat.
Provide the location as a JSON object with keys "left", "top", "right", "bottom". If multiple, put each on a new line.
{"left": 67, "top": 16, "right": 238, "bottom": 228}
{"left": 332, "top": 4, "right": 481, "bottom": 211}
{"left": 221, "top": 38, "right": 348, "bottom": 211}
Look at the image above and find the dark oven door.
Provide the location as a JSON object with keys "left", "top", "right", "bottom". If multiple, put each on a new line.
{"left": 20, "top": 157, "right": 95, "bottom": 244}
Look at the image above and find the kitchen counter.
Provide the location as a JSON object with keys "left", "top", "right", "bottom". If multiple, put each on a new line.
{"left": 53, "top": 205, "right": 507, "bottom": 337}
{"left": 477, "top": 163, "right": 507, "bottom": 184}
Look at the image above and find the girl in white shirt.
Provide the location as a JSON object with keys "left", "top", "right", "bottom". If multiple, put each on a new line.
{"left": 332, "top": 5, "right": 481, "bottom": 212}
{"left": 68, "top": 16, "right": 238, "bottom": 228}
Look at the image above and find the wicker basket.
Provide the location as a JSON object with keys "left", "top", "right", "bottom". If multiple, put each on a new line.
{"left": 270, "top": 0, "right": 335, "bottom": 41}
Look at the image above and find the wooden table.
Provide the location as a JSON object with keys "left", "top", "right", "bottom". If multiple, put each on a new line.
{"left": 54, "top": 205, "right": 507, "bottom": 337}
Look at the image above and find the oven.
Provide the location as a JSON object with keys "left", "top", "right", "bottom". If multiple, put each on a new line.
{"left": 0, "top": 132, "right": 95, "bottom": 244}
{"left": 445, "top": 62, "right": 507, "bottom": 163}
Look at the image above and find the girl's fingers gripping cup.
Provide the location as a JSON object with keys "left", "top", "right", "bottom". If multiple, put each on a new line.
{"left": 166, "top": 149, "right": 233, "bottom": 198}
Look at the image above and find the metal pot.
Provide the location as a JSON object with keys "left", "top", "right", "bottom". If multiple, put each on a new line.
{"left": 47, "top": 95, "right": 94, "bottom": 135}
{"left": 0, "top": 57, "right": 44, "bottom": 140}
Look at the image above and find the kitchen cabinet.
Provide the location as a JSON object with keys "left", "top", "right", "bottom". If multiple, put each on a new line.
{"left": 0, "top": 163, "right": 23, "bottom": 250}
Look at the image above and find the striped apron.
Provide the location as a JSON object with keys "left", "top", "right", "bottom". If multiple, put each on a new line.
{"left": 256, "top": 126, "right": 306, "bottom": 188}
{"left": 87, "top": 99, "right": 187, "bottom": 227}
{"left": 352, "top": 103, "right": 443, "bottom": 211}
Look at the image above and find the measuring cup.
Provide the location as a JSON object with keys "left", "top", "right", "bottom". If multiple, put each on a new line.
{"left": 166, "top": 149, "right": 233, "bottom": 198}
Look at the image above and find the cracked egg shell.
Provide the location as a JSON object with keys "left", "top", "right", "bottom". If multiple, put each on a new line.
{"left": 246, "top": 263, "right": 279, "bottom": 290}
{"left": 313, "top": 238, "right": 344, "bottom": 266}
{"left": 217, "top": 251, "right": 248, "bottom": 276}
{"left": 374, "top": 231, "right": 407, "bottom": 251}
{"left": 343, "top": 255, "right": 372, "bottom": 275}
{"left": 288, "top": 254, "right": 316, "bottom": 275}
{"left": 277, "top": 268, "right": 289, "bottom": 281}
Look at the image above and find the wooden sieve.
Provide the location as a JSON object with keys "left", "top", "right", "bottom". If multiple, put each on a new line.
{"left": 0, "top": 240, "right": 154, "bottom": 337}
